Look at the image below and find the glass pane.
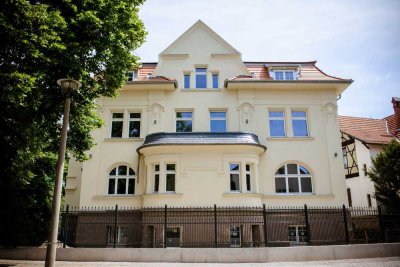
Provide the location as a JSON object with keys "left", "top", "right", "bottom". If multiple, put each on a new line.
{"left": 230, "top": 174, "right": 240, "bottom": 191}
{"left": 154, "top": 164, "right": 160, "bottom": 172}
{"left": 130, "top": 113, "right": 141, "bottom": 118}
{"left": 270, "top": 120, "right": 285, "bottom": 136}
{"left": 118, "top": 166, "right": 127, "bottom": 175}
{"left": 176, "top": 120, "right": 192, "bottom": 132}
{"left": 210, "top": 112, "right": 226, "bottom": 118}
{"left": 128, "top": 179, "right": 135, "bottom": 194}
{"left": 166, "top": 174, "right": 175, "bottom": 191}
{"left": 212, "top": 74, "right": 218, "bottom": 88}
{"left": 246, "top": 174, "right": 251, "bottom": 191}
{"left": 166, "top": 164, "right": 175, "bottom": 171}
{"left": 113, "top": 113, "right": 123, "bottom": 119}
{"left": 269, "top": 111, "right": 284, "bottom": 118}
{"left": 288, "top": 177, "right": 299, "bottom": 193}
{"left": 176, "top": 112, "right": 192, "bottom": 118}
{"left": 108, "top": 179, "right": 115, "bottom": 194}
{"left": 111, "top": 121, "right": 123, "bottom": 137}
{"left": 293, "top": 120, "right": 308, "bottom": 137}
{"left": 154, "top": 174, "right": 159, "bottom": 192}
{"left": 287, "top": 164, "right": 297, "bottom": 174}
{"left": 275, "top": 178, "right": 286, "bottom": 193}
{"left": 196, "top": 74, "right": 207, "bottom": 88}
{"left": 128, "top": 168, "right": 135, "bottom": 175}
{"left": 285, "top": 71, "right": 294, "bottom": 80}
{"left": 301, "top": 177, "right": 312, "bottom": 193}
{"left": 246, "top": 164, "right": 250, "bottom": 172}
{"left": 292, "top": 111, "right": 306, "bottom": 118}
{"left": 276, "top": 166, "right": 285, "bottom": 175}
{"left": 275, "top": 71, "right": 284, "bottom": 80}
{"left": 210, "top": 120, "right": 226, "bottom": 132}
{"left": 230, "top": 164, "right": 239, "bottom": 171}
{"left": 117, "top": 179, "right": 126, "bottom": 194}
{"left": 184, "top": 75, "right": 190, "bottom": 88}
{"left": 129, "top": 121, "right": 141, "bottom": 137}
{"left": 196, "top": 68, "right": 207, "bottom": 73}
{"left": 299, "top": 165, "right": 309, "bottom": 174}
{"left": 109, "top": 168, "right": 117, "bottom": 176}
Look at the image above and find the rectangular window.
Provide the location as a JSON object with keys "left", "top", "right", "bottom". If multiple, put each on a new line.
{"left": 246, "top": 164, "right": 251, "bottom": 191}
{"left": 212, "top": 73, "right": 219, "bottom": 88}
{"left": 367, "top": 194, "right": 372, "bottom": 207}
{"left": 166, "top": 227, "right": 180, "bottom": 247}
{"left": 269, "top": 111, "right": 285, "bottom": 137}
{"left": 347, "top": 188, "right": 352, "bottom": 207}
{"left": 230, "top": 163, "right": 240, "bottom": 191}
{"left": 273, "top": 70, "right": 296, "bottom": 80}
{"left": 275, "top": 71, "right": 284, "bottom": 80}
{"left": 176, "top": 111, "right": 193, "bottom": 132}
{"left": 184, "top": 74, "right": 190, "bottom": 89}
{"left": 129, "top": 113, "right": 141, "bottom": 138}
{"left": 292, "top": 111, "right": 308, "bottom": 137}
{"left": 210, "top": 111, "right": 227, "bottom": 132}
{"left": 126, "top": 70, "right": 138, "bottom": 81}
{"left": 111, "top": 113, "right": 124, "bottom": 137}
{"left": 195, "top": 68, "right": 207, "bottom": 88}
{"left": 285, "top": 71, "right": 294, "bottom": 80}
{"left": 230, "top": 226, "right": 241, "bottom": 247}
{"left": 166, "top": 164, "right": 176, "bottom": 192}
{"left": 107, "top": 226, "right": 128, "bottom": 245}
{"left": 154, "top": 164, "right": 160, "bottom": 192}
{"left": 288, "top": 225, "right": 307, "bottom": 245}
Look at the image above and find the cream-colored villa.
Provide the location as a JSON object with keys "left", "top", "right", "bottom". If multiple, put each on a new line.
{"left": 65, "top": 20, "right": 353, "bottom": 209}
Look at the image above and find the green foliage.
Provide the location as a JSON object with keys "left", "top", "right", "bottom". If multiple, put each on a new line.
{"left": 367, "top": 140, "right": 400, "bottom": 209}
{"left": 0, "top": 0, "right": 146, "bottom": 246}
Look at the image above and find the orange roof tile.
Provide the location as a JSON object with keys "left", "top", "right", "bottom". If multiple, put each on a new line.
{"left": 338, "top": 115, "right": 395, "bottom": 144}
{"left": 384, "top": 114, "right": 400, "bottom": 139}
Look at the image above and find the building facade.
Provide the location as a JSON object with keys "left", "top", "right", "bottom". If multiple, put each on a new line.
{"left": 65, "top": 20, "right": 353, "bottom": 209}
{"left": 339, "top": 97, "right": 400, "bottom": 207}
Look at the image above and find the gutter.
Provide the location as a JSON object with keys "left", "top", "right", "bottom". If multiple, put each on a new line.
{"left": 224, "top": 79, "right": 354, "bottom": 88}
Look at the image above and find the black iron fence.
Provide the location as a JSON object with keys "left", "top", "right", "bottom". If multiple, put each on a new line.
{"left": 60, "top": 205, "right": 400, "bottom": 248}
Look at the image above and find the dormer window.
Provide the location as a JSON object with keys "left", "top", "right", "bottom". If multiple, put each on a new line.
{"left": 272, "top": 70, "right": 296, "bottom": 81}
{"left": 126, "top": 70, "right": 138, "bottom": 81}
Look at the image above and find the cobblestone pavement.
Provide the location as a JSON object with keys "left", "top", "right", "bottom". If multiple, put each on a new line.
{"left": 0, "top": 257, "right": 399, "bottom": 267}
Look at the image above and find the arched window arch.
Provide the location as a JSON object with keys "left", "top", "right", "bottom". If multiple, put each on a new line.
{"left": 108, "top": 165, "right": 136, "bottom": 195}
{"left": 274, "top": 163, "right": 312, "bottom": 194}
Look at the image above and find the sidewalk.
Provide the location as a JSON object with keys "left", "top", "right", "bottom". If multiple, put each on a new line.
{"left": 1, "top": 257, "right": 399, "bottom": 267}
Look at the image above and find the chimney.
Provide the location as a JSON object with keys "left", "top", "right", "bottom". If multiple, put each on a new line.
{"left": 392, "top": 97, "right": 400, "bottom": 133}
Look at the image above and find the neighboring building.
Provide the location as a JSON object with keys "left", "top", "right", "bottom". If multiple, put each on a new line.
{"left": 338, "top": 97, "right": 400, "bottom": 207}
{"left": 65, "top": 20, "right": 353, "bottom": 209}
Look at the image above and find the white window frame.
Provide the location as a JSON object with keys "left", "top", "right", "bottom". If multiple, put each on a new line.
{"left": 175, "top": 110, "right": 193, "bottom": 132}
{"left": 272, "top": 70, "right": 297, "bottom": 80}
{"left": 195, "top": 67, "right": 207, "bottom": 88}
{"left": 288, "top": 225, "right": 307, "bottom": 245}
{"left": 153, "top": 164, "right": 160, "bottom": 193}
{"left": 183, "top": 72, "right": 191, "bottom": 89}
{"left": 269, "top": 110, "right": 286, "bottom": 137}
{"left": 108, "top": 165, "right": 136, "bottom": 195}
{"left": 209, "top": 110, "right": 227, "bottom": 132}
{"left": 111, "top": 112, "right": 124, "bottom": 138}
{"left": 274, "top": 164, "right": 313, "bottom": 195}
{"left": 291, "top": 110, "right": 309, "bottom": 137}
{"left": 245, "top": 164, "right": 252, "bottom": 192}
{"left": 165, "top": 163, "right": 176, "bottom": 192}
{"left": 212, "top": 72, "right": 219, "bottom": 88}
{"left": 126, "top": 70, "right": 138, "bottom": 81}
{"left": 229, "top": 163, "right": 241, "bottom": 192}
{"left": 128, "top": 112, "right": 141, "bottom": 138}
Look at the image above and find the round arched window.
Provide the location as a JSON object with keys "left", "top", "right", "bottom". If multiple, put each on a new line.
{"left": 274, "top": 163, "right": 312, "bottom": 194}
{"left": 108, "top": 165, "right": 136, "bottom": 195}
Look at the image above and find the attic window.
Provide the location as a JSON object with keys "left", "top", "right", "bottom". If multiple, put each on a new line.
{"left": 126, "top": 70, "right": 138, "bottom": 81}
{"left": 272, "top": 70, "right": 296, "bottom": 81}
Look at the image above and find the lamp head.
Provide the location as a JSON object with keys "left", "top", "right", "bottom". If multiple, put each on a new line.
{"left": 57, "top": 78, "right": 82, "bottom": 95}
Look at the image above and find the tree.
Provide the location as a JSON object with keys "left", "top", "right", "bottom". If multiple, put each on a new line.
{"left": 367, "top": 139, "right": 400, "bottom": 209}
{"left": 0, "top": 0, "right": 146, "bottom": 246}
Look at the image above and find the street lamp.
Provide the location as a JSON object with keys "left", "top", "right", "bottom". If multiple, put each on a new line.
{"left": 45, "top": 79, "right": 81, "bottom": 267}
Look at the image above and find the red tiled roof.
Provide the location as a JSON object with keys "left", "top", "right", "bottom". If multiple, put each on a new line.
{"left": 338, "top": 115, "right": 395, "bottom": 144}
{"left": 384, "top": 114, "right": 400, "bottom": 139}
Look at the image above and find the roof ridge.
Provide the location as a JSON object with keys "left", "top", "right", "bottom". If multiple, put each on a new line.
{"left": 338, "top": 115, "right": 385, "bottom": 121}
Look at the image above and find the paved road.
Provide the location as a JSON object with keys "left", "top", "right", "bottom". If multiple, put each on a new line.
{"left": 1, "top": 257, "right": 400, "bottom": 267}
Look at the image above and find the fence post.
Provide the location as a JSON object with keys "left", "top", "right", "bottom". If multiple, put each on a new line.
{"left": 377, "top": 205, "right": 386, "bottom": 242}
{"left": 263, "top": 204, "right": 268, "bottom": 247}
{"left": 63, "top": 205, "right": 69, "bottom": 248}
{"left": 342, "top": 204, "right": 349, "bottom": 244}
{"left": 304, "top": 204, "right": 311, "bottom": 245}
{"left": 113, "top": 204, "right": 118, "bottom": 248}
{"left": 214, "top": 204, "right": 218, "bottom": 248}
{"left": 164, "top": 204, "right": 167, "bottom": 248}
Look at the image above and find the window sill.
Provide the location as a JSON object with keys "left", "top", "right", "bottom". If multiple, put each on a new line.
{"left": 93, "top": 195, "right": 141, "bottom": 199}
{"left": 142, "top": 193, "right": 183, "bottom": 198}
{"left": 181, "top": 88, "right": 222, "bottom": 92}
{"left": 223, "top": 192, "right": 263, "bottom": 198}
{"left": 263, "top": 194, "right": 334, "bottom": 198}
{"left": 267, "top": 137, "right": 315, "bottom": 141}
{"left": 104, "top": 138, "right": 144, "bottom": 142}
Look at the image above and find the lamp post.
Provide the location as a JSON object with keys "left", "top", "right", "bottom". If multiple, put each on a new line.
{"left": 45, "top": 79, "right": 81, "bottom": 267}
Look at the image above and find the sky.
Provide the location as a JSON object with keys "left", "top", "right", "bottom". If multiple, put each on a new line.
{"left": 135, "top": 0, "right": 400, "bottom": 119}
